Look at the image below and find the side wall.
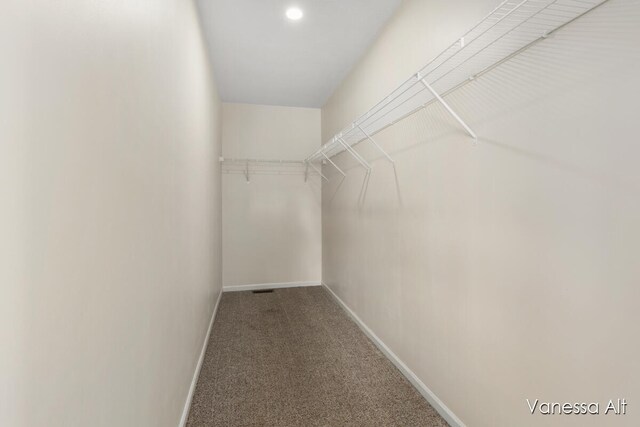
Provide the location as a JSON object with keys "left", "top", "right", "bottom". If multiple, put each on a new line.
{"left": 0, "top": 1, "right": 223, "bottom": 426}
{"left": 222, "top": 103, "right": 322, "bottom": 287}
{"left": 321, "top": 1, "right": 640, "bottom": 426}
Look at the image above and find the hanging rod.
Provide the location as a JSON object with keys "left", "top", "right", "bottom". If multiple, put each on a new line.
{"left": 306, "top": 0, "right": 609, "bottom": 170}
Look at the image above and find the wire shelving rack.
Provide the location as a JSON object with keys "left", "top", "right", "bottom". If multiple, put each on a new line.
{"left": 221, "top": 158, "right": 326, "bottom": 182}
{"left": 305, "top": 0, "right": 609, "bottom": 175}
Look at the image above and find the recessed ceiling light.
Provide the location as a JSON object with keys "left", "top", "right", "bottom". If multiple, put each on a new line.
{"left": 286, "top": 7, "right": 303, "bottom": 21}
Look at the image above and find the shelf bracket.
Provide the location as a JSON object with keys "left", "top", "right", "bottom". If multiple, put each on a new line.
{"left": 304, "top": 161, "right": 309, "bottom": 182}
{"left": 245, "top": 160, "right": 250, "bottom": 183}
{"left": 307, "top": 160, "right": 328, "bottom": 181}
{"left": 321, "top": 152, "right": 346, "bottom": 177}
{"left": 337, "top": 137, "right": 372, "bottom": 171}
{"left": 356, "top": 124, "right": 394, "bottom": 164}
{"left": 418, "top": 73, "right": 477, "bottom": 140}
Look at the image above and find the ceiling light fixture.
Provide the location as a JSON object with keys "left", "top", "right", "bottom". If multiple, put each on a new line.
{"left": 286, "top": 7, "right": 303, "bottom": 21}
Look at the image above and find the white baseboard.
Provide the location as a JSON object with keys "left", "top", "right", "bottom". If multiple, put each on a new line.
{"left": 179, "top": 288, "right": 223, "bottom": 427}
{"left": 222, "top": 281, "right": 321, "bottom": 293}
{"left": 322, "top": 283, "right": 466, "bottom": 427}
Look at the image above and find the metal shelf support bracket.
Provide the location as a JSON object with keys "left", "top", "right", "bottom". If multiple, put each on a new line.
{"left": 356, "top": 124, "right": 394, "bottom": 164}
{"left": 321, "top": 152, "right": 346, "bottom": 176}
{"left": 305, "top": 160, "right": 328, "bottom": 181}
{"left": 417, "top": 72, "right": 477, "bottom": 140}
{"left": 337, "top": 136, "right": 372, "bottom": 171}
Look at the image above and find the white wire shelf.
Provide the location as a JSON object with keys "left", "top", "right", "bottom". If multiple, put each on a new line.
{"left": 221, "top": 158, "right": 326, "bottom": 182}
{"left": 305, "top": 0, "right": 609, "bottom": 171}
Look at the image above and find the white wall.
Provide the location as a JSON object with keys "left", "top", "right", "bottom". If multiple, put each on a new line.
{"left": 222, "top": 103, "right": 322, "bottom": 287}
{"left": 321, "top": 1, "right": 640, "bottom": 426}
{"left": 0, "top": 1, "right": 222, "bottom": 426}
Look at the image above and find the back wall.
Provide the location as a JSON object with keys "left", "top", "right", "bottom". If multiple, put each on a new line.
{"left": 222, "top": 103, "right": 322, "bottom": 287}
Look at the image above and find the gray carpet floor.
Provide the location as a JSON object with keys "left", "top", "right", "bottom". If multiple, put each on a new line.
{"left": 186, "top": 286, "right": 449, "bottom": 426}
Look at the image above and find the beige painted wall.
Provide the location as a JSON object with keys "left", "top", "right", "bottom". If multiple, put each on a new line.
{"left": 0, "top": 1, "right": 222, "bottom": 426}
{"left": 222, "top": 103, "right": 322, "bottom": 286}
{"left": 321, "top": 1, "right": 640, "bottom": 426}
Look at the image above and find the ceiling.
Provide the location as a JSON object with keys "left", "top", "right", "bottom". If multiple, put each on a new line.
{"left": 196, "top": 0, "right": 401, "bottom": 108}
